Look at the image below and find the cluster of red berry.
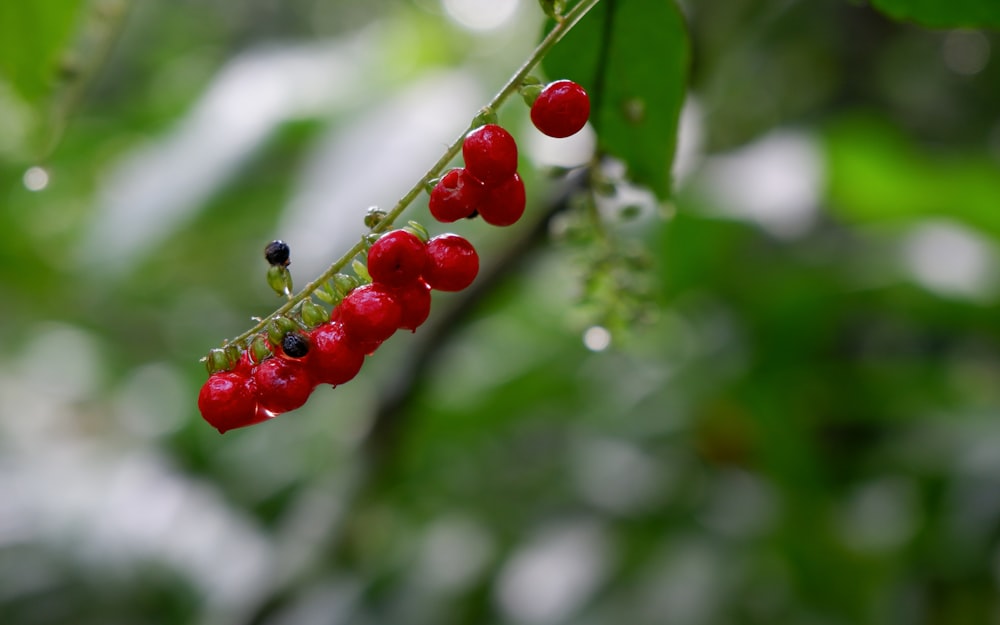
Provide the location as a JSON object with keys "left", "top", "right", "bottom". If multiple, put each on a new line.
{"left": 429, "top": 80, "right": 590, "bottom": 227}
{"left": 197, "top": 79, "right": 589, "bottom": 433}
{"left": 198, "top": 230, "right": 479, "bottom": 433}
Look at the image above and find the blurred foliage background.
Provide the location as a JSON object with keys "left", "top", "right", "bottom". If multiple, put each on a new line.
{"left": 1, "top": 0, "right": 1000, "bottom": 624}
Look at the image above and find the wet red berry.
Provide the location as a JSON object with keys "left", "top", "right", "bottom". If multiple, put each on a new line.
{"left": 339, "top": 283, "right": 403, "bottom": 344}
{"left": 367, "top": 229, "right": 428, "bottom": 287}
{"left": 478, "top": 173, "right": 526, "bottom": 227}
{"left": 462, "top": 124, "right": 518, "bottom": 187}
{"left": 308, "top": 321, "right": 365, "bottom": 385}
{"left": 393, "top": 280, "right": 432, "bottom": 331}
{"left": 254, "top": 357, "right": 314, "bottom": 414}
{"left": 198, "top": 371, "right": 258, "bottom": 434}
{"left": 530, "top": 80, "right": 590, "bottom": 138}
{"left": 424, "top": 234, "right": 479, "bottom": 292}
{"left": 429, "top": 168, "right": 485, "bottom": 222}
{"left": 233, "top": 350, "right": 255, "bottom": 376}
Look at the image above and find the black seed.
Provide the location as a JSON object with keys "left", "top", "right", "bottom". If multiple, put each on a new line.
{"left": 265, "top": 240, "right": 290, "bottom": 267}
{"left": 281, "top": 332, "right": 309, "bottom": 358}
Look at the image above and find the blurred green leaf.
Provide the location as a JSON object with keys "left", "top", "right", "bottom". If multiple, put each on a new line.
{"left": 542, "top": 0, "right": 689, "bottom": 200}
{"left": 0, "top": 2, "right": 83, "bottom": 104}
{"left": 824, "top": 116, "right": 1000, "bottom": 236}
{"left": 870, "top": 0, "right": 1000, "bottom": 28}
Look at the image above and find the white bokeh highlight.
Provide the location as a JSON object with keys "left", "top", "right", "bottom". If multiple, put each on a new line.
{"left": 902, "top": 220, "right": 999, "bottom": 301}
{"left": 697, "top": 130, "right": 824, "bottom": 238}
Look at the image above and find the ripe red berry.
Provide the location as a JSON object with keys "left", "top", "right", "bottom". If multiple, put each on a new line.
{"left": 429, "top": 168, "right": 485, "bottom": 222}
{"left": 233, "top": 350, "right": 255, "bottom": 376}
{"left": 393, "top": 280, "right": 432, "bottom": 331}
{"left": 462, "top": 124, "right": 518, "bottom": 187}
{"left": 424, "top": 234, "right": 479, "bottom": 292}
{"left": 478, "top": 173, "right": 526, "bottom": 227}
{"left": 530, "top": 80, "right": 590, "bottom": 138}
{"left": 198, "top": 371, "right": 258, "bottom": 434}
{"left": 339, "top": 283, "right": 403, "bottom": 344}
{"left": 254, "top": 356, "right": 315, "bottom": 414}
{"left": 308, "top": 321, "right": 365, "bottom": 385}
{"left": 367, "top": 229, "right": 428, "bottom": 287}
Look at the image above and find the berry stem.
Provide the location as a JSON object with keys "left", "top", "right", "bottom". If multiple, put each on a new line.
{"left": 221, "top": 0, "right": 602, "bottom": 349}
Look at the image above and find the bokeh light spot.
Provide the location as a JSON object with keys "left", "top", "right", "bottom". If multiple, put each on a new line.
{"left": 583, "top": 326, "right": 611, "bottom": 352}
{"left": 442, "top": 0, "right": 519, "bottom": 31}
{"left": 942, "top": 29, "right": 990, "bottom": 76}
{"left": 23, "top": 166, "right": 49, "bottom": 192}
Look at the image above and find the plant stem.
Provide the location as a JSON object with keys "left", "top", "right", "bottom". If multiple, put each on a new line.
{"left": 221, "top": 0, "right": 602, "bottom": 349}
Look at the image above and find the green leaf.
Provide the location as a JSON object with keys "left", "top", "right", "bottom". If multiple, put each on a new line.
{"left": 0, "top": 2, "right": 84, "bottom": 104}
{"left": 824, "top": 116, "right": 1000, "bottom": 236}
{"left": 869, "top": 0, "right": 1000, "bottom": 29}
{"left": 542, "top": 0, "right": 689, "bottom": 200}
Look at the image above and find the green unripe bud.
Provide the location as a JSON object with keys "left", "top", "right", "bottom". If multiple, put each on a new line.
{"left": 351, "top": 259, "right": 372, "bottom": 283}
{"left": 405, "top": 220, "right": 430, "bottom": 243}
{"left": 316, "top": 281, "right": 341, "bottom": 305}
{"left": 520, "top": 83, "right": 543, "bottom": 108}
{"left": 470, "top": 107, "right": 498, "bottom": 129}
{"left": 365, "top": 206, "right": 387, "bottom": 229}
{"left": 250, "top": 335, "right": 272, "bottom": 364}
{"left": 301, "top": 299, "right": 329, "bottom": 327}
{"left": 205, "top": 348, "right": 231, "bottom": 374}
{"left": 266, "top": 316, "right": 299, "bottom": 347}
{"left": 224, "top": 344, "right": 242, "bottom": 368}
{"left": 267, "top": 265, "right": 293, "bottom": 297}
{"left": 538, "top": 0, "right": 567, "bottom": 20}
{"left": 332, "top": 273, "right": 360, "bottom": 296}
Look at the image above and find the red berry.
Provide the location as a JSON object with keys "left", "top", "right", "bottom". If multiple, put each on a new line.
{"left": 325, "top": 306, "right": 385, "bottom": 354}
{"left": 429, "top": 168, "right": 485, "bottom": 222}
{"left": 393, "top": 280, "right": 432, "bottom": 331}
{"left": 367, "top": 229, "right": 428, "bottom": 287}
{"left": 339, "top": 283, "right": 403, "bottom": 344}
{"left": 249, "top": 404, "right": 279, "bottom": 426}
{"left": 233, "top": 350, "right": 255, "bottom": 376}
{"left": 198, "top": 371, "right": 258, "bottom": 434}
{"left": 462, "top": 124, "right": 518, "bottom": 187}
{"left": 254, "top": 357, "right": 315, "bottom": 414}
{"left": 478, "top": 173, "right": 526, "bottom": 227}
{"left": 530, "top": 80, "right": 590, "bottom": 138}
{"left": 424, "top": 234, "right": 479, "bottom": 292}
{"left": 308, "top": 321, "right": 365, "bottom": 385}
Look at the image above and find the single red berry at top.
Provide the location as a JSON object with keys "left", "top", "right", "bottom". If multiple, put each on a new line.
{"left": 392, "top": 280, "right": 433, "bottom": 331}
{"left": 254, "top": 356, "right": 314, "bottom": 415}
{"left": 530, "top": 80, "right": 590, "bottom": 138}
{"left": 424, "top": 234, "right": 479, "bottom": 292}
{"left": 462, "top": 124, "right": 518, "bottom": 187}
{"left": 367, "top": 229, "right": 428, "bottom": 287}
{"left": 339, "top": 283, "right": 403, "bottom": 345}
{"left": 429, "top": 168, "right": 485, "bottom": 222}
{"left": 478, "top": 173, "right": 526, "bottom": 227}
{"left": 198, "top": 371, "right": 258, "bottom": 434}
{"left": 308, "top": 321, "right": 365, "bottom": 386}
